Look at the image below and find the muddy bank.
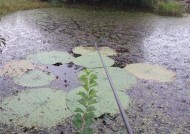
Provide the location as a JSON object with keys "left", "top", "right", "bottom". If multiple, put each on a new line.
{"left": 0, "top": 8, "right": 190, "bottom": 133}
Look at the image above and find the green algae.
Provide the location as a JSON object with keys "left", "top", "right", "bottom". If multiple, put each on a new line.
{"left": 66, "top": 86, "right": 130, "bottom": 117}
{"left": 124, "top": 63, "right": 176, "bottom": 82}
{"left": 78, "top": 67, "right": 137, "bottom": 91}
{"left": 13, "top": 70, "right": 56, "bottom": 87}
{"left": 73, "top": 54, "right": 114, "bottom": 68}
{"left": 26, "top": 51, "right": 74, "bottom": 65}
{"left": 72, "top": 46, "right": 117, "bottom": 56}
{"left": 0, "top": 88, "right": 72, "bottom": 128}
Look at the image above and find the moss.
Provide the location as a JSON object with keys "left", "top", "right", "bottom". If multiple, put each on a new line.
{"left": 156, "top": 1, "right": 184, "bottom": 16}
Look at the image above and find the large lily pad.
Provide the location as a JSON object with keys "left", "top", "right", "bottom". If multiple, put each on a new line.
{"left": 66, "top": 86, "right": 130, "bottom": 117}
{"left": 0, "top": 60, "right": 38, "bottom": 78}
{"left": 78, "top": 67, "right": 137, "bottom": 91}
{"left": 26, "top": 51, "right": 74, "bottom": 65}
{"left": 73, "top": 54, "right": 114, "bottom": 68}
{"left": 124, "top": 63, "right": 176, "bottom": 82}
{"left": 72, "top": 46, "right": 117, "bottom": 56}
{"left": 13, "top": 70, "right": 56, "bottom": 87}
{"left": 0, "top": 88, "right": 71, "bottom": 128}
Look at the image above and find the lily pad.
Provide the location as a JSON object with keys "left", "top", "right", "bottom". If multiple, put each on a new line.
{"left": 13, "top": 70, "right": 56, "bottom": 87}
{"left": 72, "top": 46, "right": 117, "bottom": 56}
{"left": 66, "top": 86, "right": 130, "bottom": 117}
{"left": 78, "top": 67, "right": 137, "bottom": 91}
{"left": 0, "top": 60, "right": 39, "bottom": 78}
{"left": 124, "top": 63, "right": 176, "bottom": 82}
{"left": 0, "top": 88, "right": 72, "bottom": 128}
{"left": 26, "top": 51, "right": 74, "bottom": 65}
{"left": 73, "top": 54, "right": 115, "bottom": 68}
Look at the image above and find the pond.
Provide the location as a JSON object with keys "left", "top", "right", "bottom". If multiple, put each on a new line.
{"left": 0, "top": 7, "right": 190, "bottom": 133}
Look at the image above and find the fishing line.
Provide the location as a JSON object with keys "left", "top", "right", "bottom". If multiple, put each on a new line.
{"left": 94, "top": 43, "right": 133, "bottom": 134}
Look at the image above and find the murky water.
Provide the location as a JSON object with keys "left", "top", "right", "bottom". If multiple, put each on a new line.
{"left": 0, "top": 7, "right": 190, "bottom": 133}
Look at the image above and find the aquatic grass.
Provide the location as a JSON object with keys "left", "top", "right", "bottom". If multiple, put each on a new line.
{"left": 156, "top": 1, "right": 184, "bottom": 16}
{"left": 0, "top": 0, "right": 50, "bottom": 16}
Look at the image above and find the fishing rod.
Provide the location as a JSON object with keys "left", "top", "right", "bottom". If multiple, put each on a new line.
{"left": 94, "top": 43, "right": 133, "bottom": 134}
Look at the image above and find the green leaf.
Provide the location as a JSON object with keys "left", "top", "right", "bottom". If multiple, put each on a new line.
{"left": 85, "top": 112, "right": 95, "bottom": 119}
{"left": 90, "top": 74, "right": 97, "bottom": 80}
{"left": 89, "top": 89, "right": 97, "bottom": 98}
{"left": 88, "top": 98, "right": 97, "bottom": 105}
{"left": 77, "top": 91, "right": 88, "bottom": 100}
{"left": 78, "top": 98, "right": 87, "bottom": 107}
{"left": 73, "top": 114, "right": 83, "bottom": 129}
{"left": 81, "top": 128, "right": 93, "bottom": 134}
{"left": 80, "top": 75, "right": 88, "bottom": 85}
{"left": 90, "top": 82, "right": 97, "bottom": 87}
{"left": 74, "top": 108, "right": 84, "bottom": 113}
{"left": 84, "top": 118, "right": 94, "bottom": 127}
{"left": 90, "top": 79, "right": 97, "bottom": 84}
{"left": 85, "top": 69, "right": 91, "bottom": 75}
{"left": 87, "top": 106, "right": 96, "bottom": 112}
{"left": 73, "top": 54, "right": 114, "bottom": 68}
{"left": 83, "top": 85, "right": 89, "bottom": 91}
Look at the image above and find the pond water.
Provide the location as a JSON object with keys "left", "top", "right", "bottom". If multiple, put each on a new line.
{"left": 0, "top": 7, "right": 190, "bottom": 133}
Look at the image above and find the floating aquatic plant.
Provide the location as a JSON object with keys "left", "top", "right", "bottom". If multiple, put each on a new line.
{"left": 66, "top": 86, "right": 130, "bottom": 117}
{"left": 0, "top": 88, "right": 72, "bottom": 128}
{"left": 72, "top": 46, "right": 117, "bottom": 56}
{"left": 124, "top": 63, "right": 176, "bottom": 82}
{"left": 78, "top": 67, "right": 137, "bottom": 91}
{"left": 73, "top": 54, "right": 114, "bottom": 68}
{"left": 26, "top": 51, "right": 74, "bottom": 65}
{"left": 0, "top": 60, "right": 39, "bottom": 78}
{"left": 13, "top": 70, "right": 56, "bottom": 87}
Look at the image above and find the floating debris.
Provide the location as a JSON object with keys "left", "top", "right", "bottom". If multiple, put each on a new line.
{"left": 26, "top": 51, "right": 74, "bottom": 65}
{"left": 124, "top": 63, "right": 176, "bottom": 82}
{"left": 0, "top": 88, "right": 72, "bottom": 128}
{"left": 72, "top": 46, "right": 117, "bottom": 56}
{"left": 13, "top": 70, "right": 56, "bottom": 87}
{"left": 73, "top": 54, "right": 114, "bottom": 68}
{"left": 78, "top": 67, "right": 137, "bottom": 91}
{"left": 66, "top": 86, "right": 130, "bottom": 117}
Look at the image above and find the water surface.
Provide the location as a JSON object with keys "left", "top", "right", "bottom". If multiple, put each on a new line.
{"left": 0, "top": 8, "right": 190, "bottom": 133}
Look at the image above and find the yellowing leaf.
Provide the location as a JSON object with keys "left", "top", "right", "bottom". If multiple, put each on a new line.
{"left": 124, "top": 63, "right": 176, "bottom": 82}
{"left": 72, "top": 46, "right": 117, "bottom": 56}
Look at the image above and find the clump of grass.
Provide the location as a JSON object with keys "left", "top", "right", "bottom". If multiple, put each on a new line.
{"left": 0, "top": 0, "right": 50, "bottom": 16}
{"left": 156, "top": 1, "right": 184, "bottom": 16}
